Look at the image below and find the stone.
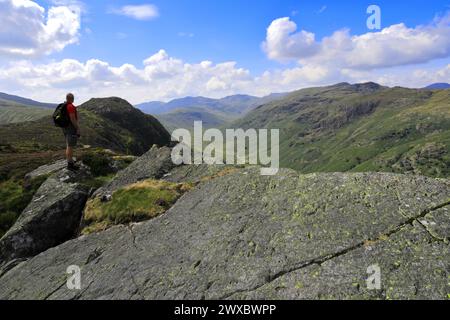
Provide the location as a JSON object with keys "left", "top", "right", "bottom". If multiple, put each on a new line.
{"left": 0, "top": 168, "right": 448, "bottom": 300}
{"left": 0, "top": 166, "right": 90, "bottom": 268}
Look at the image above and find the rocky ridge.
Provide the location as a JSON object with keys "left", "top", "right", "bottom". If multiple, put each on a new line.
{"left": 0, "top": 146, "right": 448, "bottom": 300}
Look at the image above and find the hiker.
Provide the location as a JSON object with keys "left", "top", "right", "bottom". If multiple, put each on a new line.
{"left": 62, "top": 93, "right": 80, "bottom": 171}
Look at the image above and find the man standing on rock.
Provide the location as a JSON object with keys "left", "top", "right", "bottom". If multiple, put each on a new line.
{"left": 63, "top": 93, "right": 80, "bottom": 171}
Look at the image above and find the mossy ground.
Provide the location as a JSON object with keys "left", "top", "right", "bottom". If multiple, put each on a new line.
{"left": 82, "top": 180, "right": 194, "bottom": 234}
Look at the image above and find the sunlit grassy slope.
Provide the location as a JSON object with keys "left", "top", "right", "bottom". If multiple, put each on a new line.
{"left": 230, "top": 83, "right": 450, "bottom": 178}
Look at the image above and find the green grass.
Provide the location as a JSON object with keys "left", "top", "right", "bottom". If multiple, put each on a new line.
{"left": 0, "top": 176, "right": 47, "bottom": 237}
{"left": 82, "top": 180, "right": 193, "bottom": 234}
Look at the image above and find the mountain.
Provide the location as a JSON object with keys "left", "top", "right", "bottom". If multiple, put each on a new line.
{"left": 138, "top": 93, "right": 287, "bottom": 115}
{"left": 0, "top": 97, "right": 171, "bottom": 182}
{"left": 137, "top": 93, "right": 288, "bottom": 131}
{"left": 155, "top": 107, "right": 234, "bottom": 133}
{"left": 230, "top": 82, "right": 450, "bottom": 178}
{"left": 0, "top": 147, "right": 448, "bottom": 299}
{"left": 0, "top": 92, "right": 55, "bottom": 109}
{"left": 424, "top": 83, "right": 450, "bottom": 90}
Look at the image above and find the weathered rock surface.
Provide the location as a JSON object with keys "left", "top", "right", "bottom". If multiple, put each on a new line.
{"left": 0, "top": 168, "right": 448, "bottom": 300}
{"left": 0, "top": 166, "right": 90, "bottom": 268}
{"left": 94, "top": 145, "right": 177, "bottom": 197}
{"left": 24, "top": 160, "right": 67, "bottom": 183}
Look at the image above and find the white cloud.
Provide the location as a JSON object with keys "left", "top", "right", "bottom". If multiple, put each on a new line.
{"left": 0, "top": 0, "right": 81, "bottom": 58}
{"left": 263, "top": 17, "right": 319, "bottom": 62}
{"left": 0, "top": 50, "right": 255, "bottom": 103}
{"left": 110, "top": 4, "right": 159, "bottom": 21}
{"left": 263, "top": 14, "right": 450, "bottom": 70}
{"left": 0, "top": 12, "right": 448, "bottom": 105}
{"left": 1, "top": 49, "right": 447, "bottom": 105}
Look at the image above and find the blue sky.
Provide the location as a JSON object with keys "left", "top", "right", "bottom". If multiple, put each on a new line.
{"left": 0, "top": 0, "right": 449, "bottom": 103}
{"left": 45, "top": 0, "right": 450, "bottom": 73}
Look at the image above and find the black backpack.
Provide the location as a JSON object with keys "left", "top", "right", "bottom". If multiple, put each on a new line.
{"left": 53, "top": 103, "right": 70, "bottom": 128}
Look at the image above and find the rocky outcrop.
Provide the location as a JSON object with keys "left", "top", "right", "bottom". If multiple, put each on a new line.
{"left": 0, "top": 165, "right": 91, "bottom": 269}
{"left": 0, "top": 168, "right": 448, "bottom": 300}
{"left": 81, "top": 97, "right": 172, "bottom": 155}
{"left": 94, "top": 145, "right": 177, "bottom": 197}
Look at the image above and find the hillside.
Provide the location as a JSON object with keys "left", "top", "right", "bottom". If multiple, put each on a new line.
{"left": 230, "top": 83, "right": 450, "bottom": 178}
{"left": 0, "top": 147, "right": 448, "bottom": 300}
{"left": 0, "top": 101, "right": 52, "bottom": 125}
{"left": 138, "top": 93, "right": 287, "bottom": 131}
{"left": 0, "top": 92, "right": 55, "bottom": 125}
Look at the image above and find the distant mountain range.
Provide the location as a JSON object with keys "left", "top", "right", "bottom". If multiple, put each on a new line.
{"left": 423, "top": 83, "right": 450, "bottom": 90}
{"left": 136, "top": 93, "right": 288, "bottom": 131}
{"left": 136, "top": 93, "right": 286, "bottom": 115}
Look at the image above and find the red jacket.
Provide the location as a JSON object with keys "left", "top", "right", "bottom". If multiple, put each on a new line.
{"left": 67, "top": 103, "right": 78, "bottom": 120}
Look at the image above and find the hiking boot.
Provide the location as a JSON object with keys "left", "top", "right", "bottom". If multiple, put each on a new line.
{"left": 67, "top": 162, "right": 80, "bottom": 171}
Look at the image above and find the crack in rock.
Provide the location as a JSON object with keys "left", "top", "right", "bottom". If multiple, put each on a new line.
{"left": 220, "top": 200, "right": 450, "bottom": 299}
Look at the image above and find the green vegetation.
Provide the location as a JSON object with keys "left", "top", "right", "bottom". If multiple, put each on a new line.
{"left": 0, "top": 176, "right": 47, "bottom": 237}
{"left": 231, "top": 83, "right": 450, "bottom": 178}
{"left": 82, "top": 180, "right": 193, "bottom": 234}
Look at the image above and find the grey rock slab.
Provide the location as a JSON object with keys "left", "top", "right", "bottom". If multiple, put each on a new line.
{"left": 229, "top": 221, "right": 449, "bottom": 300}
{"left": 0, "top": 169, "right": 448, "bottom": 300}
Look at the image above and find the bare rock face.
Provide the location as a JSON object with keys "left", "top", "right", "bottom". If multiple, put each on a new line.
{"left": 0, "top": 165, "right": 90, "bottom": 269}
{"left": 0, "top": 168, "right": 448, "bottom": 300}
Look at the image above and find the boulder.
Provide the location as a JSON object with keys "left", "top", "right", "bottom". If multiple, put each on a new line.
{"left": 0, "top": 169, "right": 448, "bottom": 300}
{"left": 0, "top": 166, "right": 90, "bottom": 268}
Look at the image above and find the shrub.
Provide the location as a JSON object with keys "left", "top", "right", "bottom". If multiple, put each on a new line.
{"left": 81, "top": 152, "right": 114, "bottom": 177}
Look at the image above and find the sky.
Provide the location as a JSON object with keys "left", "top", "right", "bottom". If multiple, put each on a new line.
{"left": 0, "top": 0, "right": 449, "bottom": 104}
